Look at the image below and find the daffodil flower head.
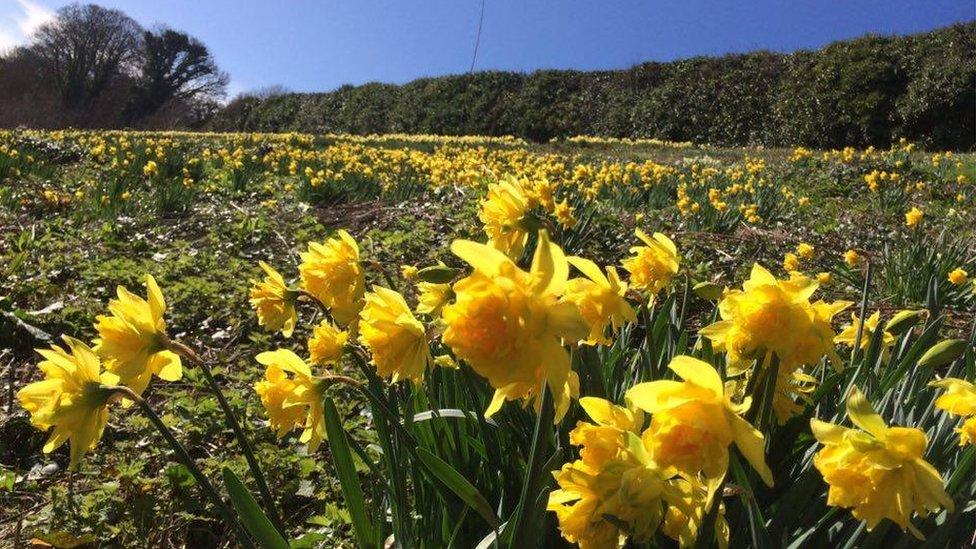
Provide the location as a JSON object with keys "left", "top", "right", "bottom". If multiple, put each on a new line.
{"left": 254, "top": 349, "right": 329, "bottom": 452}
{"left": 627, "top": 355, "right": 774, "bottom": 487}
{"left": 442, "top": 230, "right": 589, "bottom": 421}
{"left": 18, "top": 336, "right": 119, "bottom": 468}
{"left": 478, "top": 175, "right": 530, "bottom": 259}
{"left": 415, "top": 281, "right": 452, "bottom": 316}
{"left": 358, "top": 286, "right": 432, "bottom": 385}
{"left": 93, "top": 274, "right": 182, "bottom": 397}
{"left": 563, "top": 256, "right": 636, "bottom": 346}
{"left": 810, "top": 387, "right": 953, "bottom": 538}
{"left": 834, "top": 311, "right": 895, "bottom": 362}
{"left": 929, "top": 377, "right": 976, "bottom": 446}
{"left": 701, "top": 264, "right": 848, "bottom": 373}
{"left": 299, "top": 230, "right": 365, "bottom": 327}
{"left": 549, "top": 397, "right": 662, "bottom": 547}
{"left": 622, "top": 229, "right": 680, "bottom": 297}
{"left": 249, "top": 261, "right": 299, "bottom": 337}
{"left": 307, "top": 320, "right": 348, "bottom": 366}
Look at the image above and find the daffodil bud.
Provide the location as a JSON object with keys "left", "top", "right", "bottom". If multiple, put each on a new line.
{"left": 417, "top": 265, "right": 459, "bottom": 284}
{"left": 918, "top": 339, "right": 967, "bottom": 368}
{"left": 693, "top": 281, "right": 723, "bottom": 301}
{"left": 885, "top": 309, "right": 925, "bottom": 335}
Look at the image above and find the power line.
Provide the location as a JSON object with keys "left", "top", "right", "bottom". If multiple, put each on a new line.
{"left": 469, "top": 0, "right": 485, "bottom": 73}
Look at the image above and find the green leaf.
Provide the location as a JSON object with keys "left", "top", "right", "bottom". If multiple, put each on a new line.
{"left": 222, "top": 467, "right": 290, "bottom": 549}
{"left": 323, "top": 397, "right": 376, "bottom": 549}
{"left": 417, "top": 447, "right": 501, "bottom": 529}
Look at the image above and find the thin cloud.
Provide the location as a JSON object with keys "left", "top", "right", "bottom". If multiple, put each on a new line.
{"left": 0, "top": 0, "right": 55, "bottom": 51}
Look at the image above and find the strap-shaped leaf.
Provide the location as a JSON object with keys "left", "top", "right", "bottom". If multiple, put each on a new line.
{"left": 221, "top": 467, "right": 289, "bottom": 549}
{"left": 417, "top": 447, "right": 501, "bottom": 529}
{"left": 323, "top": 397, "right": 376, "bottom": 549}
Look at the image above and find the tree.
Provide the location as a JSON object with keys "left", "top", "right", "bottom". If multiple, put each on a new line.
{"left": 30, "top": 4, "right": 142, "bottom": 108}
{"left": 129, "top": 27, "right": 228, "bottom": 120}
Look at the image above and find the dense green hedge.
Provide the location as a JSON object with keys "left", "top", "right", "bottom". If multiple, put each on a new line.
{"left": 212, "top": 23, "right": 976, "bottom": 149}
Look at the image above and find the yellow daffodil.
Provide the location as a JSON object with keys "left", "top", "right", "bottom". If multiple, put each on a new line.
{"left": 835, "top": 311, "right": 895, "bottom": 359}
{"left": 299, "top": 230, "right": 365, "bottom": 327}
{"left": 662, "top": 478, "right": 730, "bottom": 549}
{"left": 415, "top": 281, "right": 452, "bottom": 316}
{"left": 947, "top": 268, "right": 968, "bottom": 286}
{"left": 783, "top": 252, "right": 801, "bottom": 273}
{"left": 929, "top": 378, "right": 976, "bottom": 446}
{"left": 816, "top": 272, "right": 832, "bottom": 285}
{"left": 548, "top": 397, "right": 681, "bottom": 548}
{"left": 843, "top": 249, "right": 862, "bottom": 267}
{"left": 810, "top": 387, "right": 952, "bottom": 538}
{"left": 627, "top": 355, "right": 773, "bottom": 486}
{"left": 562, "top": 256, "right": 636, "bottom": 345}
{"left": 904, "top": 207, "right": 923, "bottom": 228}
{"left": 442, "top": 231, "right": 588, "bottom": 420}
{"left": 358, "top": 286, "right": 432, "bottom": 384}
{"left": 307, "top": 320, "right": 348, "bottom": 366}
{"left": 479, "top": 176, "right": 530, "bottom": 258}
{"left": 254, "top": 349, "right": 328, "bottom": 452}
{"left": 18, "top": 336, "right": 118, "bottom": 468}
{"left": 400, "top": 264, "right": 419, "bottom": 281}
{"left": 93, "top": 274, "right": 182, "bottom": 397}
{"left": 554, "top": 199, "right": 577, "bottom": 229}
{"left": 700, "top": 264, "right": 849, "bottom": 373}
{"left": 797, "top": 243, "right": 814, "bottom": 260}
{"left": 249, "top": 261, "right": 298, "bottom": 337}
{"left": 622, "top": 229, "right": 680, "bottom": 297}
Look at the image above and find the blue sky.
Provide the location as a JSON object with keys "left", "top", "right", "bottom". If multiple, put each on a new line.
{"left": 2, "top": 0, "right": 973, "bottom": 97}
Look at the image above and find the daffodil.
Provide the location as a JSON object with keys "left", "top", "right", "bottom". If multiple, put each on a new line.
{"left": 299, "top": 230, "right": 365, "bottom": 327}
{"left": 622, "top": 229, "right": 680, "bottom": 297}
{"left": 479, "top": 176, "right": 530, "bottom": 258}
{"left": 254, "top": 349, "right": 329, "bottom": 452}
{"left": 563, "top": 256, "right": 636, "bottom": 345}
{"left": 93, "top": 274, "right": 182, "bottom": 397}
{"left": 442, "top": 231, "right": 589, "bottom": 420}
{"left": 835, "top": 311, "right": 895, "bottom": 360}
{"left": 947, "top": 268, "right": 969, "bottom": 286}
{"left": 904, "top": 207, "right": 923, "bottom": 228}
{"left": 548, "top": 397, "right": 680, "bottom": 548}
{"left": 307, "top": 320, "right": 348, "bottom": 366}
{"left": 662, "top": 478, "right": 730, "bottom": 549}
{"left": 18, "top": 336, "right": 118, "bottom": 468}
{"left": 783, "top": 252, "right": 800, "bottom": 273}
{"left": 843, "top": 249, "right": 862, "bottom": 267}
{"left": 796, "top": 242, "right": 814, "bottom": 260}
{"left": 700, "top": 264, "right": 849, "bottom": 373}
{"left": 249, "top": 261, "right": 298, "bottom": 337}
{"left": 929, "top": 377, "right": 976, "bottom": 446}
{"left": 415, "top": 281, "right": 451, "bottom": 316}
{"left": 810, "top": 387, "right": 953, "bottom": 538}
{"left": 358, "top": 286, "right": 432, "bottom": 384}
{"left": 627, "top": 355, "right": 773, "bottom": 486}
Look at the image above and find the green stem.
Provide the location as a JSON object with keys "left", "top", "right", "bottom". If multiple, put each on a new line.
{"left": 109, "top": 385, "right": 255, "bottom": 549}
{"left": 165, "top": 337, "right": 287, "bottom": 536}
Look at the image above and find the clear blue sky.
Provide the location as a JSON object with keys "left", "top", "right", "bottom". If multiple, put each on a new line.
{"left": 2, "top": 0, "right": 974, "bottom": 96}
